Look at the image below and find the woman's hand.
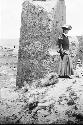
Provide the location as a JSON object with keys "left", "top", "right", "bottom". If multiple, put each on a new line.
{"left": 63, "top": 50, "right": 69, "bottom": 54}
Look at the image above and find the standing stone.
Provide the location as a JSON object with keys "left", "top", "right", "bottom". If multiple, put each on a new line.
{"left": 16, "top": 0, "right": 66, "bottom": 87}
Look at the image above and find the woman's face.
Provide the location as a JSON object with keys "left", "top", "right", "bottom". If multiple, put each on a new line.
{"left": 63, "top": 29, "right": 69, "bottom": 34}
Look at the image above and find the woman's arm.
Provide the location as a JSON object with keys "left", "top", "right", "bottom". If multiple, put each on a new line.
{"left": 57, "top": 35, "right": 63, "bottom": 53}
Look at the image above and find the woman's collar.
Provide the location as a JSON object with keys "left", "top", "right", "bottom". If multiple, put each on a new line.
{"left": 63, "top": 33, "right": 68, "bottom": 37}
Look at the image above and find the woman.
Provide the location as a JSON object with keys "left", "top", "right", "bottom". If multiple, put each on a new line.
{"left": 57, "top": 24, "right": 74, "bottom": 78}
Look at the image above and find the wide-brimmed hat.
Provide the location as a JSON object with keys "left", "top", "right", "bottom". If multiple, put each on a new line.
{"left": 61, "top": 24, "right": 72, "bottom": 30}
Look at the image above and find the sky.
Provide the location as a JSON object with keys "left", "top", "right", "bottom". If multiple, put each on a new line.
{"left": 0, "top": 0, "right": 83, "bottom": 39}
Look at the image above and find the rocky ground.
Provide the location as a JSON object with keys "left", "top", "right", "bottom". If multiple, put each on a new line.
{"left": 0, "top": 48, "right": 83, "bottom": 124}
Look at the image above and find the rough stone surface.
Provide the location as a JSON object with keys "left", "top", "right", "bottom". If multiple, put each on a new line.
{"left": 77, "top": 36, "right": 83, "bottom": 62}
{"left": 69, "top": 36, "right": 79, "bottom": 69}
{"left": 16, "top": 0, "right": 66, "bottom": 87}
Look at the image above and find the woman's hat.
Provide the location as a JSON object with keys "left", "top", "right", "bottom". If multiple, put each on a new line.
{"left": 61, "top": 24, "right": 72, "bottom": 30}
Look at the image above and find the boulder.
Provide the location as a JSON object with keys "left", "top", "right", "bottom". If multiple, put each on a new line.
{"left": 40, "top": 72, "right": 58, "bottom": 87}
{"left": 16, "top": 0, "right": 66, "bottom": 87}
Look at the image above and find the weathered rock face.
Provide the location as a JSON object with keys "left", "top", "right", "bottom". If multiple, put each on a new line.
{"left": 69, "top": 36, "right": 79, "bottom": 68}
{"left": 16, "top": 0, "right": 66, "bottom": 87}
{"left": 77, "top": 36, "right": 83, "bottom": 62}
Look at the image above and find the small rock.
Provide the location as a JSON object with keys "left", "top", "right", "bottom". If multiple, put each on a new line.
{"left": 29, "top": 101, "right": 39, "bottom": 111}
{"left": 66, "top": 120, "right": 75, "bottom": 124}
{"left": 67, "top": 99, "right": 75, "bottom": 106}
{"left": 74, "top": 105, "right": 78, "bottom": 110}
{"left": 40, "top": 72, "right": 58, "bottom": 87}
{"left": 72, "top": 113, "right": 83, "bottom": 121}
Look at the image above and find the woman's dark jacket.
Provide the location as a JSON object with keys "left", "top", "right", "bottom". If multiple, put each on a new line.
{"left": 57, "top": 33, "right": 69, "bottom": 59}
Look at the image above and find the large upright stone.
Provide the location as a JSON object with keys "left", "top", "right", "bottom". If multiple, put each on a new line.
{"left": 16, "top": 0, "right": 66, "bottom": 87}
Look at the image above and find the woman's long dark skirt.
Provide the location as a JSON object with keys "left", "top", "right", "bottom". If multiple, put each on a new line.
{"left": 58, "top": 53, "right": 74, "bottom": 77}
